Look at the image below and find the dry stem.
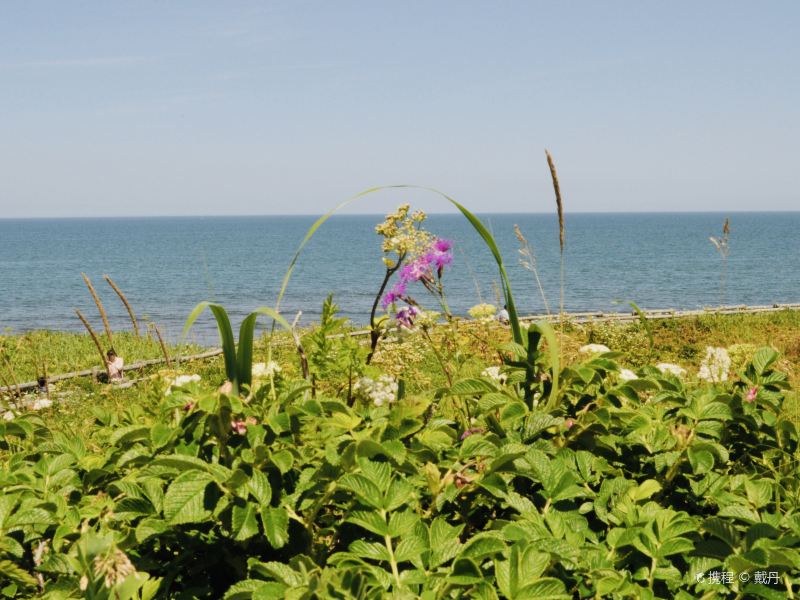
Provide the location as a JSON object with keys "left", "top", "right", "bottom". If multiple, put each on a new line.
{"left": 82, "top": 273, "right": 114, "bottom": 347}
{"left": 104, "top": 275, "right": 140, "bottom": 336}
{"left": 75, "top": 309, "right": 111, "bottom": 378}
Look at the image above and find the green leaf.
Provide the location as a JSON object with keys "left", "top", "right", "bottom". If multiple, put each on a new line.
{"left": 247, "top": 470, "right": 272, "bottom": 505}
{"left": 745, "top": 480, "right": 772, "bottom": 509}
{"left": 348, "top": 510, "right": 388, "bottom": 536}
{"left": 162, "top": 470, "right": 213, "bottom": 524}
{"left": 261, "top": 506, "right": 289, "bottom": 549}
{"left": 450, "top": 378, "right": 497, "bottom": 396}
{"left": 752, "top": 347, "right": 779, "bottom": 375}
{"left": 183, "top": 302, "right": 238, "bottom": 389}
{"left": 231, "top": 503, "right": 260, "bottom": 541}
{"left": 349, "top": 540, "right": 392, "bottom": 562}
{"left": 629, "top": 479, "right": 662, "bottom": 502}
{"left": 516, "top": 578, "right": 569, "bottom": 600}
{"left": 237, "top": 308, "right": 292, "bottom": 388}
{"left": 459, "top": 533, "right": 506, "bottom": 560}
{"left": 0, "top": 560, "right": 37, "bottom": 588}
{"left": 688, "top": 447, "right": 714, "bottom": 475}
{"left": 339, "top": 474, "right": 383, "bottom": 509}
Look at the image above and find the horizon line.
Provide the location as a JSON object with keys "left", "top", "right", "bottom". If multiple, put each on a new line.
{"left": 3, "top": 209, "right": 800, "bottom": 220}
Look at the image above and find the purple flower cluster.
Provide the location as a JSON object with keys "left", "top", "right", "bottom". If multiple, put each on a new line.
{"left": 395, "top": 306, "right": 419, "bottom": 328}
{"left": 382, "top": 238, "right": 453, "bottom": 310}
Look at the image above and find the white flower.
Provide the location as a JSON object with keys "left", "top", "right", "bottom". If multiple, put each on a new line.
{"left": 618, "top": 368, "right": 638, "bottom": 381}
{"left": 252, "top": 361, "right": 281, "bottom": 378}
{"left": 698, "top": 346, "right": 731, "bottom": 383}
{"left": 482, "top": 366, "right": 507, "bottom": 384}
{"left": 2, "top": 410, "right": 15, "bottom": 421}
{"left": 354, "top": 375, "right": 398, "bottom": 407}
{"left": 166, "top": 374, "right": 201, "bottom": 394}
{"left": 31, "top": 398, "right": 53, "bottom": 410}
{"left": 579, "top": 343, "right": 611, "bottom": 354}
{"left": 656, "top": 363, "right": 686, "bottom": 377}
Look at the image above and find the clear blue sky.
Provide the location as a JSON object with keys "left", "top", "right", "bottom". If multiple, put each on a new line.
{"left": 1, "top": 1, "right": 798, "bottom": 217}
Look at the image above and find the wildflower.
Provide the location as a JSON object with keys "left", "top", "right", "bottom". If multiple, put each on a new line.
{"left": 460, "top": 427, "right": 485, "bottom": 440}
{"left": 395, "top": 306, "right": 419, "bottom": 329}
{"left": 698, "top": 346, "right": 731, "bottom": 383}
{"left": 165, "top": 374, "right": 201, "bottom": 394}
{"left": 231, "top": 419, "right": 247, "bottom": 435}
{"left": 93, "top": 548, "right": 136, "bottom": 589}
{"left": 619, "top": 368, "right": 638, "bottom": 381}
{"left": 579, "top": 343, "right": 611, "bottom": 354}
{"left": 31, "top": 398, "right": 52, "bottom": 410}
{"left": 218, "top": 380, "right": 234, "bottom": 394}
{"left": 182, "top": 401, "right": 195, "bottom": 411}
{"left": 353, "top": 375, "right": 398, "bottom": 407}
{"left": 2, "top": 411, "right": 15, "bottom": 421}
{"left": 482, "top": 365, "right": 507, "bottom": 384}
{"left": 746, "top": 386, "right": 758, "bottom": 402}
{"left": 252, "top": 361, "right": 281, "bottom": 378}
{"left": 382, "top": 281, "right": 407, "bottom": 308}
{"left": 468, "top": 303, "right": 497, "bottom": 322}
{"left": 565, "top": 418, "right": 575, "bottom": 430}
{"left": 657, "top": 363, "right": 687, "bottom": 377}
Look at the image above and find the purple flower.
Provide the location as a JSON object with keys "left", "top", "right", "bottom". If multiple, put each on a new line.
{"left": 433, "top": 238, "right": 452, "bottom": 253}
{"left": 382, "top": 281, "right": 407, "bottom": 308}
{"left": 396, "top": 306, "right": 419, "bottom": 328}
{"left": 460, "top": 427, "right": 485, "bottom": 440}
{"left": 231, "top": 420, "right": 247, "bottom": 435}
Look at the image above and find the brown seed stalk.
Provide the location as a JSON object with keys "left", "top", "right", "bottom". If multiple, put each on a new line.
{"left": 104, "top": 275, "right": 140, "bottom": 336}
{"left": 545, "top": 149, "right": 565, "bottom": 254}
{"left": 81, "top": 273, "right": 114, "bottom": 347}
{"left": 75, "top": 309, "right": 111, "bottom": 377}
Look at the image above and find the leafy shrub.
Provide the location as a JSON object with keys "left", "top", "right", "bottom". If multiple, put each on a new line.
{"left": 2, "top": 343, "right": 798, "bottom": 598}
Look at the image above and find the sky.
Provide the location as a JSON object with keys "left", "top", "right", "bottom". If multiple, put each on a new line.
{"left": 1, "top": 1, "right": 798, "bottom": 217}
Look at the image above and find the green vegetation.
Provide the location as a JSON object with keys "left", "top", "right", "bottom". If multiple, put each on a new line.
{"left": 1, "top": 197, "right": 799, "bottom": 599}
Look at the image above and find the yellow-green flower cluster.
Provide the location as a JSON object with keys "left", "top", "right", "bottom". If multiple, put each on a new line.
{"left": 468, "top": 303, "right": 497, "bottom": 322}
{"left": 375, "top": 204, "right": 432, "bottom": 264}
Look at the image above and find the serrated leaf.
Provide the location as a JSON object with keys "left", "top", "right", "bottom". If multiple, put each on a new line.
{"left": 247, "top": 470, "right": 272, "bottom": 505}
{"left": 261, "top": 506, "right": 289, "bottom": 549}
{"left": 231, "top": 503, "right": 259, "bottom": 541}
{"left": 348, "top": 510, "right": 388, "bottom": 536}
{"left": 162, "top": 470, "right": 213, "bottom": 524}
{"left": 349, "top": 540, "right": 392, "bottom": 562}
{"left": 516, "top": 578, "right": 569, "bottom": 599}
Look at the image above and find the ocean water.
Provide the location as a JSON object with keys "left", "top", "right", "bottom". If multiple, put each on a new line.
{"left": 1, "top": 213, "right": 798, "bottom": 345}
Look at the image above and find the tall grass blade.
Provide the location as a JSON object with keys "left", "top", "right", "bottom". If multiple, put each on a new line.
{"left": 237, "top": 307, "right": 291, "bottom": 388}
{"left": 183, "top": 302, "right": 237, "bottom": 386}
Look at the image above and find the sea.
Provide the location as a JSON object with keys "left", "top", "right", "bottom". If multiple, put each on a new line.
{"left": 1, "top": 213, "right": 798, "bottom": 346}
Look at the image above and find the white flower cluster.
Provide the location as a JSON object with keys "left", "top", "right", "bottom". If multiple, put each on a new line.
{"left": 468, "top": 303, "right": 497, "bottom": 322}
{"left": 656, "top": 363, "right": 687, "bottom": 377}
{"left": 353, "top": 375, "right": 398, "bottom": 407}
{"left": 165, "top": 374, "right": 201, "bottom": 395}
{"left": 252, "top": 361, "right": 281, "bottom": 378}
{"left": 579, "top": 343, "right": 611, "bottom": 354}
{"left": 482, "top": 365, "right": 507, "bottom": 384}
{"left": 698, "top": 346, "right": 731, "bottom": 383}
